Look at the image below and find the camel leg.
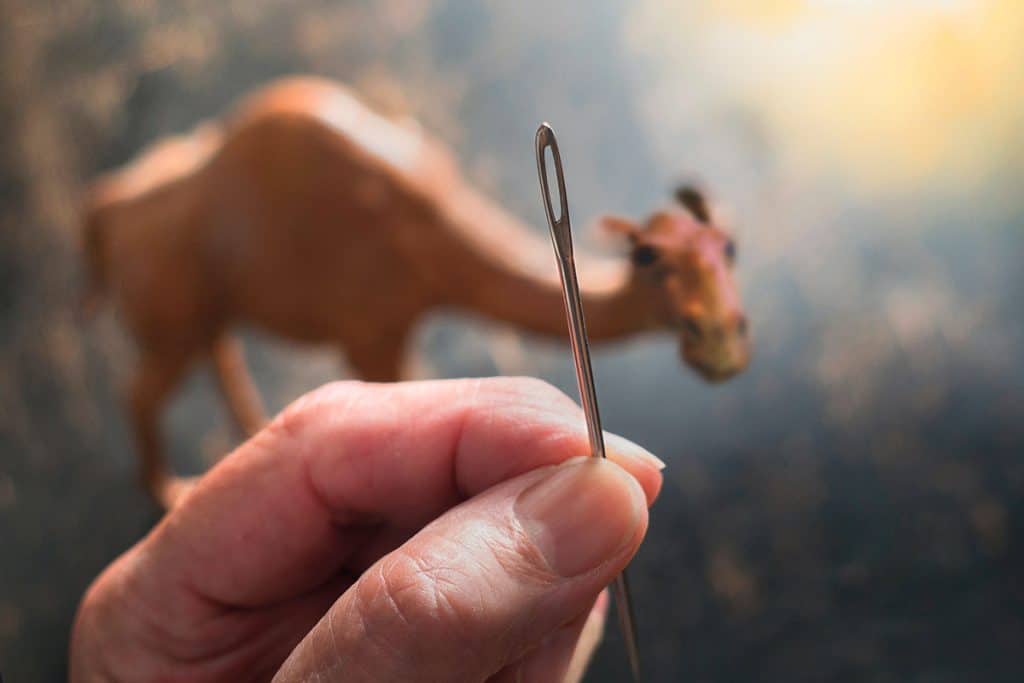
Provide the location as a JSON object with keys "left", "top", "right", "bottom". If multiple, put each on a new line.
{"left": 345, "top": 331, "right": 409, "bottom": 382}
{"left": 211, "top": 334, "right": 266, "bottom": 437}
{"left": 128, "top": 350, "right": 193, "bottom": 509}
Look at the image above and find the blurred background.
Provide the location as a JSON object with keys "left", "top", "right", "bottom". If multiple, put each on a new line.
{"left": 2, "top": 0, "right": 1023, "bottom": 680}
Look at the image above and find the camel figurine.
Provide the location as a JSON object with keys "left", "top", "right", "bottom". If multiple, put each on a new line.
{"left": 81, "top": 76, "right": 750, "bottom": 508}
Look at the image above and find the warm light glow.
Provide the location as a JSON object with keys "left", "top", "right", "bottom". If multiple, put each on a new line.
{"left": 627, "top": 0, "right": 1023, "bottom": 193}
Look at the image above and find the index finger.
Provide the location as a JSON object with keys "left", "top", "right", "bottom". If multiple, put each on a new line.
{"left": 145, "top": 377, "right": 664, "bottom": 608}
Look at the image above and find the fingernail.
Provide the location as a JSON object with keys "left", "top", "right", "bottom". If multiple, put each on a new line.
{"left": 605, "top": 432, "right": 666, "bottom": 471}
{"left": 515, "top": 459, "right": 644, "bottom": 577}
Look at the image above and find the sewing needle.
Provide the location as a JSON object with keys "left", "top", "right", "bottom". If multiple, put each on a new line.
{"left": 535, "top": 122, "right": 642, "bottom": 682}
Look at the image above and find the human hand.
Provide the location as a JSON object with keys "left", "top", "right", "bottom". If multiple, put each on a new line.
{"left": 70, "top": 378, "right": 663, "bottom": 682}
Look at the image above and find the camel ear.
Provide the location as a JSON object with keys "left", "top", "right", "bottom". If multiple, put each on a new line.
{"left": 674, "top": 184, "right": 711, "bottom": 224}
{"left": 597, "top": 215, "right": 641, "bottom": 241}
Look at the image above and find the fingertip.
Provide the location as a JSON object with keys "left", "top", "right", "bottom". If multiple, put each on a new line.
{"left": 515, "top": 458, "right": 648, "bottom": 578}
{"left": 604, "top": 457, "right": 651, "bottom": 524}
{"left": 605, "top": 432, "right": 666, "bottom": 470}
{"left": 593, "top": 588, "right": 610, "bottom": 618}
{"left": 605, "top": 435, "right": 665, "bottom": 507}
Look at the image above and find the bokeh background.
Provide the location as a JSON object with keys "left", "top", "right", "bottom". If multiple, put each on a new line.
{"left": 2, "top": 0, "right": 1023, "bottom": 680}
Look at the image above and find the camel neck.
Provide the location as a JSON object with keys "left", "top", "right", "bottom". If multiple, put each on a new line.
{"left": 435, "top": 185, "right": 656, "bottom": 340}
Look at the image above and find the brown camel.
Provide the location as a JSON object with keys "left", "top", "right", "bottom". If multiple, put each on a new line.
{"left": 81, "top": 76, "right": 750, "bottom": 508}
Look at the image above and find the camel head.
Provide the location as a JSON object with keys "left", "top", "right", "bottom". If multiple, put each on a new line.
{"left": 600, "top": 185, "right": 750, "bottom": 383}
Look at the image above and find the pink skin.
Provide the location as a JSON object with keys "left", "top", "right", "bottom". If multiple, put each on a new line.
{"left": 70, "top": 377, "right": 664, "bottom": 682}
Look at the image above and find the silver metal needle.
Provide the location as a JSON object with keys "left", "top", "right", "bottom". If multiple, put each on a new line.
{"left": 535, "top": 122, "right": 641, "bottom": 682}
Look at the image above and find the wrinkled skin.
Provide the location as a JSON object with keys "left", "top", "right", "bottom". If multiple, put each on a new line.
{"left": 70, "top": 378, "right": 665, "bottom": 683}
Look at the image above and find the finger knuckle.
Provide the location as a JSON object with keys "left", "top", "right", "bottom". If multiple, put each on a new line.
{"left": 481, "top": 376, "right": 570, "bottom": 408}
{"left": 269, "top": 380, "right": 365, "bottom": 440}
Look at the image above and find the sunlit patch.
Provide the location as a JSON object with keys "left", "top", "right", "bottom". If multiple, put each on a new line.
{"left": 317, "top": 90, "right": 423, "bottom": 171}
{"left": 626, "top": 0, "right": 1024, "bottom": 193}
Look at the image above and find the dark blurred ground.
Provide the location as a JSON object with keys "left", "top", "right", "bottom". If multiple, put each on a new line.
{"left": 2, "top": 1, "right": 1023, "bottom": 681}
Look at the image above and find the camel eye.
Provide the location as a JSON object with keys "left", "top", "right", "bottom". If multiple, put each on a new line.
{"left": 632, "top": 245, "right": 659, "bottom": 267}
{"left": 724, "top": 240, "right": 736, "bottom": 265}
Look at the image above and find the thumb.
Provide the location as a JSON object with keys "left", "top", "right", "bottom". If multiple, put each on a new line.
{"left": 274, "top": 457, "right": 648, "bottom": 682}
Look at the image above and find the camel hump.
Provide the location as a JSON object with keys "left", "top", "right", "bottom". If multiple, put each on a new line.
{"left": 227, "top": 76, "right": 353, "bottom": 122}
{"left": 227, "top": 76, "right": 427, "bottom": 175}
